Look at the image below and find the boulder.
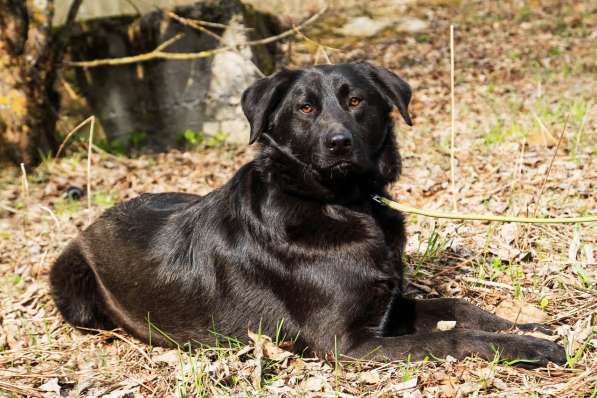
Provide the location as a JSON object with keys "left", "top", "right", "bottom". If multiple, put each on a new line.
{"left": 69, "top": 0, "right": 279, "bottom": 149}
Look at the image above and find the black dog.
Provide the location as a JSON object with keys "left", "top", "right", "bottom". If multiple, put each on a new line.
{"left": 50, "top": 62, "right": 565, "bottom": 366}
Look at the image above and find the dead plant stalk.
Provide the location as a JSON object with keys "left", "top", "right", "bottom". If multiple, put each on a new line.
{"left": 87, "top": 117, "right": 95, "bottom": 224}
{"left": 450, "top": 24, "right": 457, "bottom": 211}
{"left": 532, "top": 114, "right": 569, "bottom": 218}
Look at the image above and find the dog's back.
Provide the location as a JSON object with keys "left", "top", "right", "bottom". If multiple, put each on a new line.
{"left": 50, "top": 192, "right": 203, "bottom": 342}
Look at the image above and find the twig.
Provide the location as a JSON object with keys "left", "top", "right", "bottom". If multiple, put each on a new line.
{"left": 0, "top": 381, "right": 44, "bottom": 398}
{"left": 165, "top": 13, "right": 230, "bottom": 29}
{"left": 373, "top": 195, "right": 597, "bottom": 224}
{"left": 39, "top": 206, "right": 60, "bottom": 229}
{"left": 244, "top": 6, "right": 327, "bottom": 47}
{"left": 19, "top": 163, "right": 29, "bottom": 203}
{"left": 166, "top": 11, "right": 265, "bottom": 78}
{"left": 100, "top": 330, "right": 154, "bottom": 365}
{"left": 460, "top": 276, "right": 521, "bottom": 291}
{"left": 0, "top": 204, "right": 18, "bottom": 214}
{"left": 314, "top": 45, "right": 331, "bottom": 64}
{"left": 87, "top": 117, "right": 95, "bottom": 223}
{"left": 532, "top": 114, "right": 569, "bottom": 217}
{"left": 292, "top": 25, "right": 341, "bottom": 52}
{"left": 69, "top": 7, "right": 327, "bottom": 68}
{"left": 530, "top": 108, "right": 555, "bottom": 145}
{"left": 55, "top": 115, "right": 97, "bottom": 158}
{"left": 165, "top": 11, "right": 224, "bottom": 43}
{"left": 19, "top": 163, "right": 29, "bottom": 225}
{"left": 91, "top": 143, "right": 135, "bottom": 165}
{"left": 153, "top": 33, "right": 186, "bottom": 52}
{"left": 449, "top": 24, "right": 457, "bottom": 211}
{"left": 573, "top": 101, "right": 591, "bottom": 156}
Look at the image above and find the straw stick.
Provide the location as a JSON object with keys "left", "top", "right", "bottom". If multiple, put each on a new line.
{"left": 449, "top": 24, "right": 457, "bottom": 210}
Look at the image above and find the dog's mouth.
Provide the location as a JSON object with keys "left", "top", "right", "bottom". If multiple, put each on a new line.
{"left": 328, "top": 160, "right": 356, "bottom": 170}
{"left": 316, "top": 160, "right": 364, "bottom": 177}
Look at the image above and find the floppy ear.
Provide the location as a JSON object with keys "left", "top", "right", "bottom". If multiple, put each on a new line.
{"left": 355, "top": 62, "right": 413, "bottom": 126}
{"left": 241, "top": 69, "right": 297, "bottom": 144}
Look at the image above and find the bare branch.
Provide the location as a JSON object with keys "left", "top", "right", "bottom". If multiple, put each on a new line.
{"left": 165, "top": 12, "right": 266, "bottom": 77}
{"left": 69, "top": 6, "right": 328, "bottom": 68}
{"left": 243, "top": 6, "right": 327, "bottom": 47}
{"left": 53, "top": 0, "right": 83, "bottom": 59}
{"left": 165, "top": 11, "right": 224, "bottom": 43}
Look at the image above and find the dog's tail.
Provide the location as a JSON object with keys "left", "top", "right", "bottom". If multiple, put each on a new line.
{"left": 50, "top": 241, "right": 115, "bottom": 330}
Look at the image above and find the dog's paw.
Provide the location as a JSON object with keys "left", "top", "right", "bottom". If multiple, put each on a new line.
{"left": 504, "top": 335, "right": 566, "bottom": 367}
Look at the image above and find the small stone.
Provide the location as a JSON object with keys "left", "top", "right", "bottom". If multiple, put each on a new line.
{"left": 437, "top": 320, "right": 457, "bottom": 331}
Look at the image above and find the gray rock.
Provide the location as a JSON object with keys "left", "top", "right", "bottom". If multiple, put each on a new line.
{"left": 335, "top": 15, "right": 428, "bottom": 38}
{"left": 395, "top": 16, "right": 428, "bottom": 33}
{"left": 68, "top": 0, "right": 278, "bottom": 150}
{"left": 335, "top": 16, "right": 394, "bottom": 37}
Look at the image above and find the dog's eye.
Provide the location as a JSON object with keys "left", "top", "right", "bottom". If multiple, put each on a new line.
{"left": 300, "top": 104, "right": 315, "bottom": 114}
{"left": 349, "top": 97, "right": 362, "bottom": 107}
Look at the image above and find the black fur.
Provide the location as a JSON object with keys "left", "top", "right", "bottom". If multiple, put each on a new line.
{"left": 50, "top": 63, "right": 565, "bottom": 366}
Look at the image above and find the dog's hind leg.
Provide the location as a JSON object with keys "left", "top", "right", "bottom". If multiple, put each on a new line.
{"left": 50, "top": 241, "right": 115, "bottom": 330}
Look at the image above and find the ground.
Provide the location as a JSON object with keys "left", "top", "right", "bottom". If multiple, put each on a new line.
{"left": 0, "top": 1, "right": 595, "bottom": 397}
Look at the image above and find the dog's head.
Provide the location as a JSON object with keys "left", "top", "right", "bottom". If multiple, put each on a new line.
{"left": 241, "top": 62, "right": 412, "bottom": 200}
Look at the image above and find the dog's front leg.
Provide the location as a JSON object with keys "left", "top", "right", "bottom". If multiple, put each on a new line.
{"left": 411, "top": 298, "right": 553, "bottom": 334}
{"left": 346, "top": 329, "right": 565, "bottom": 367}
{"left": 384, "top": 296, "right": 552, "bottom": 335}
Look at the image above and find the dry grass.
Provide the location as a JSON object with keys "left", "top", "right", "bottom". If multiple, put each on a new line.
{"left": 1, "top": 1, "right": 596, "bottom": 396}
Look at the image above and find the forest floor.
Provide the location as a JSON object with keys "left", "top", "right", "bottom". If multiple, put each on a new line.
{"left": 1, "top": 1, "right": 595, "bottom": 397}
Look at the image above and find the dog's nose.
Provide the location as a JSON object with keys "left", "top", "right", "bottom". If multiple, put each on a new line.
{"left": 325, "top": 132, "right": 353, "bottom": 155}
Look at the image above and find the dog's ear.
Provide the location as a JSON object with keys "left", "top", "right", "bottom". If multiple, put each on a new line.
{"left": 241, "top": 69, "right": 297, "bottom": 144}
{"left": 355, "top": 62, "right": 413, "bottom": 126}
{"left": 376, "top": 126, "right": 401, "bottom": 185}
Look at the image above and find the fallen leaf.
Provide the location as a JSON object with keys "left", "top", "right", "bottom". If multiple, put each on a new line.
{"left": 495, "top": 300, "right": 546, "bottom": 324}
{"left": 38, "top": 378, "right": 61, "bottom": 395}
{"left": 386, "top": 376, "right": 418, "bottom": 392}
{"left": 358, "top": 370, "right": 381, "bottom": 384}
{"left": 499, "top": 223, "right": 518, "bottom": 244}
{"left": 568, "top": 227, "right": 581, "bottom": 262}
{"left": 152, "top": 349, "right": 179, "bottom": 365}
{"left": 527, "top": 130, "right": 558, "bottom": 147}
{"left": 300, "top": 376, "right": 325, "bottom": 392}
{"left": 248, "top": 330, "right": 293, "bottom": 362}
{"left": 445, "top": 355, "right": 457, "bottom": 363}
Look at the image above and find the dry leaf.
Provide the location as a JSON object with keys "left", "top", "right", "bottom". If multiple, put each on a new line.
{"left": 358, "top": 370, "right": 381, "bottom": 384}
{"left": 495, "top": 300, "right": 546, "bottom": 324}
{"left": 300, "top": 376, "right": 325, "bottom": 392}
{"left": 38, "top": 378, "right": 61, "bottom": 395}
{"left": 248, "top": 330, "right": 293, "bottom": 362}
{"left": 152, "top": 349, "right": 179, "bottom": 365}
{"left": 499, "top": 223, "right": 518, "bottom": 244}
{"left": 387, "top": 376, "right": 418, "bottom": 392}
{"left": 527, "top": 130, "right": 558, "bottom": 147}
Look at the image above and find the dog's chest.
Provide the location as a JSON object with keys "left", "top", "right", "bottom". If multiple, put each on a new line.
{"left": 285, "top": 204, "right": 386, "bottom": 251}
